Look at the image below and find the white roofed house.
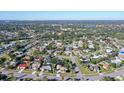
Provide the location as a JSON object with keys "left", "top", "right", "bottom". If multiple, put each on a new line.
{"left": 56, "top": 42, "right": 63, "bottom": 48}
{"left": 55, "top": 62, "right": 67, "bottom": 74}
{"left": 40, "top": 62, "right": 52, "bottom": 72}
{"left": 88, "top": 40, "right": 94, "bottom": 49}
{"left": 83, "top": 49, "right": 89, "bottom": 53}
{"left": 59, "top": 67, "right": 67, "bottom": 74}
{"left": 73, "top": 50, "right": 81, "bottom": 56}
{"left": 105, "top": 47, "right": 113, "bottom": 54}
{"left": 91, "top": 54, "right": 101, "bottom": 59}
{"left": 64, "top": 50, "right": 71, "bottom": 56}
{"left": 78, "top": 40, "right": 83, "bottom": 47}
{"left": 72, "top": 41, "right": 78, "bottom": 49}
{"left": 111, "top": 57, "right": 122, "bottom": 66}
{"left": 88, "top": 44, "right": 94, "bottom": 49}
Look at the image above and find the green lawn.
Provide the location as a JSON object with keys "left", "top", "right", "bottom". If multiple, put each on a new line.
{"left": 76, "top": 57, "right": 98, "bottom": 76}
{"left": 2, "top": 54, "right": 11, "bottom": 61}
{"left": 80, "top": 64, "right": 98, "bottom": 75}
{"left": 99, "top": 65, "right": 115, "bottom": 74}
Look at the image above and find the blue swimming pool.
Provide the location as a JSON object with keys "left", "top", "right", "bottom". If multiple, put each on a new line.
{"left": 119, "top": 52, "right": 124, "bottom": 54}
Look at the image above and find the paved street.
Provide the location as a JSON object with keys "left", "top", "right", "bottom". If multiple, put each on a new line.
{"left": 70, "top": 55, "right": 124, "bottom": 81}
{"left": 86, "top": 68, "right": 124, "bottom": 81}
{"left": 1, "top": 50, "right": 124, "bottom": 81}
{"left": 1, "top": 62, "right": 124, "bottom": 81}
{"left": 70, "top": 55, "right": 83, "bottom": 80}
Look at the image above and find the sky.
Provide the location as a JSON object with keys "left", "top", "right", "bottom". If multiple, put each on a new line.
{"left": 0, "top": 11, "right": 124, "bottom": 20}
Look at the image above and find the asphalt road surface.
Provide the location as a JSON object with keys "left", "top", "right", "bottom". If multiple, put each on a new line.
{"left": 1, "top": 66, "right": 124, "bottom": 81}
{"left": 70, "top": 55, "right": 83, "bottom": 80}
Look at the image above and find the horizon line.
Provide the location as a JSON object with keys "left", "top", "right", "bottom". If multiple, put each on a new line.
{"left": 1, "top": 20, "right": 124, "bottom": 21}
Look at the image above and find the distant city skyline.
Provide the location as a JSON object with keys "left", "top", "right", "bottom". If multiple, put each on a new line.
{"left": 0, "top": 11, "right": 124, "bottom": 20}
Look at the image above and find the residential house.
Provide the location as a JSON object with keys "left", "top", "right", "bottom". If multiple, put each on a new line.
{"left": 118, "top": 51, "right": 124, "bottom": 61}
{"left": 41, "top": 65, "right": 52, "bottom": 71}
{"left": 18, "top": 63, "right": 28, "bottom": 70}
{"left": 102, "top": 63, "right": 110, "bottom": 70}
{"left": 87, "top": 64, "right": 100, "bottom": 72}
{"left": 35, "top": 56, "right": 44, "bottom": 62}
{"left": 106, "top": 48, "right": 113, "bottom": 54}
{"left": 111, "top": 57, "right": 122, "bottom": 66}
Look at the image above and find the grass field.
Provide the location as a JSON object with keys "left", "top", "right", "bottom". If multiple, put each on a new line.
{"left": 76, "top": 57, "right": 98, "bottom": 76}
